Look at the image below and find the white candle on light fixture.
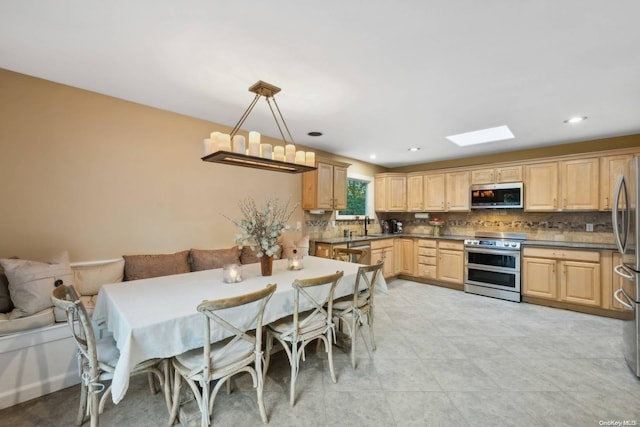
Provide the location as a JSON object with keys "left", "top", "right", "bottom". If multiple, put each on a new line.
{"left": 209, "top": 132, "right": 221, "bottom": 153}
{"left": 218, "top": 134, "right": 231, "bottom": 151}
{"left": 295, "top": 150, "right": 306, "bottom": 164}
{"left": 285, "top": 144, "right": 296, "bottom": 163}
{"left": 305, "top": 152, "right": 316, "bottom": 166}
{"left": 232, "top": 135, "right": 246, "bottom": 154}
{"left": 273, "top": 146, "right": 285, "bottom": 161}
{"left": 248, "top": 133, "right": 260, "bottom": 156}
{"left": 249, "top": 131, "right": 261, "bottom": 145}
{"left": 203, "top": 138, "right": 213, "bottom": 156}
{"left": 261, "top": 143, "right": 273, "bottom": 159}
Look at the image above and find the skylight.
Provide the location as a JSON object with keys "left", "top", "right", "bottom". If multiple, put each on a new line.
{"left": 446, "top": 125, "right": 515, "bottom": 147}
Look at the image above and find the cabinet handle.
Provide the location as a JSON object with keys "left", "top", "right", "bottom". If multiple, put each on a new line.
{"left": 563, "top": 198, "right": 567, "bottom": 208}
{"left": 553, "top": 198, "right": 557, "bottom": 208}
{"left": 604, "top": 197, "right": 609, "bottom": 209}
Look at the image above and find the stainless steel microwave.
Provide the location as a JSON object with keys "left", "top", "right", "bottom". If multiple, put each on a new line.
{"left": 470, "top": 182, "right": 523, "bottom": 209}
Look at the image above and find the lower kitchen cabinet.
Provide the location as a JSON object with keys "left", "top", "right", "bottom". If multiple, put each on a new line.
{"left": 417, "top": 239, "right": 437, "bottom": 280}
{"left": 437, "top": 240, "right": 464, "bottom": 285}
{"left": 522, "top": 247, "right": 601, "bottom": 307}
{"left": 394, "top": 238, "right": 415, "bottom": 276}
{"left": 314, "top": 242, "right": 346, "bottom": 258}
{"left": 371, "top": 239, "right": 394, "bottom": 279}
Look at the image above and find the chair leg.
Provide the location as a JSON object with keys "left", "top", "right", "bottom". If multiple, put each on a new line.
{"left": 89, "top": 385, "right": 99, "bottom": 427}
{"left": 351, "top": 315, "right": 358, "bottom": 369}
{"left": 326, "top": 333, "right": 336, "bottom": 383}
{"left": 200, "top": 379, "right": 210, "bottom": 427}
{"left": 264, "top": 332, "right": 273, "bottom": 377}
{"left": 76, "top": 382, "right": 88, "bottom": 426}
{"left": 289, "top": 341, "right": 299, "bottom": 406}
{"left": 368, "top": 311, "right": 376, "bottom": 351}
{"left": 167, "top": 368, "right": 182, "bottom": 427}
{"left": 254, "top": 358, "right": 268, "bottom": 424}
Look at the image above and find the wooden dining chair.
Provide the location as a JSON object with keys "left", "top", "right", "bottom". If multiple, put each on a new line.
{"left": 332, "top": 261, "right": 383, "bottom": 368}
{"left": 51, "top": 284, "right": 165, "bottom": 427}
{"left": 264, "top": 271, "right": 344, "bottom": 406}
{"left": 333, "top": 247, "right": 368, "bottom": 264}
{"left": 168, "top": 283, "right": 277, "bottom": 427}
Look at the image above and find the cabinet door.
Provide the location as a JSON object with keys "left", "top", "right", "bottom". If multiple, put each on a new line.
{"left": 371, "top": 248, "right": 383, "bottom": 266}
{"left": 496, "top": 166, "right": 522, "bottom": 183}
{"left": 315, "top": 243, "right": 332, "bottom": 258}
{"left": 382, "top": 247, "right": 395, "bottom": 278}
{"left": 315, "top": 162, "right": 335, "bottom": 209}
{"left": 471, "top": 169, "right": 494, "bottom": 185}
{"left": 407, "top": 174, "right": 424, "bottom": 211}
{"left": 437, "top": 249, "right": 463, "bottom": 284}
{"left": 395, "top": 238, "right": 414, "bottom": 275}
{"left": 333, "top": 165, "right": 348, "bottom": 210}
{"left": 560, "top": 260, "right": 601, "bottom": 306}
{"left": 560, "top": 158, "right": 599, "bottom": 210}
{"left": 374, "top": 176, "right": 387, "bottom": 211}
{"left": 600, "top": 155, "right": 632, "bottom": 210}
{"left": 525, "top": 162, "right": 558, "bottom": 211}
{"left": 387, "top": 175, "right": 407, "bottom": 211}
{"left": 522, "top": 257, "right": 557, "bottom": 299}
{"left": 445, "top": 171, "right": 470, "bottom": 211}
{"left": 424, "top": 173, "right": 446, "bottom": 211}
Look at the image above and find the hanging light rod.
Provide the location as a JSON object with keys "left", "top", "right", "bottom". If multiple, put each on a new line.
{"left": 202, "top": 80, "right": 316, "bottom": 174}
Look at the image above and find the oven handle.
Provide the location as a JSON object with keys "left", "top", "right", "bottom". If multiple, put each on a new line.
{"left": 466, "top": 263, "right": 519, "bottom": 274}
{"left": 614, "top": 288, "right": 635, "bottom": 311}
{"left": 464, "top": 247, "right": 520, "bottom": 256}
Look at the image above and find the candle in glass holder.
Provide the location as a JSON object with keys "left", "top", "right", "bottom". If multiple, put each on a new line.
{"left": 232, "top": 135, "right": 245, "bottom": 154}
{"left": 218, "top": 133, "right": 232, "bottom": 151}
{"left": 223, "top": 264, "right": 242, "bottom": 283}
{"left": 295, "top": 150, "right": 306, "bottom": 164}
{"left": 288, "top": 251, "right": 303, "bottom": 270}
{"left": 261, "top": 143, "right": 273, "bottom": 159}
{"left": 285, "top": 144, "right": 296, "bottom": 162}
{"left": 273, "top": 146, "right": 285, "bottom": 161}
{"left": 305, "top": 152, "right": 316, "bottom": 166}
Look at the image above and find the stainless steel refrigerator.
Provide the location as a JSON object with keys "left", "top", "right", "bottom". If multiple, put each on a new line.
{"left": 613, "top": 156, "right": 640, "bottom": 376}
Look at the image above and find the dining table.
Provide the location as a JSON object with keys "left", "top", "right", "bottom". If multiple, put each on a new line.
{"left": 92, "top": 256, "right": 388, "bottom": 404}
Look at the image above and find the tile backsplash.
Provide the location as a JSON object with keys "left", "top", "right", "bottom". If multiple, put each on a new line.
{"left": 305, "top": 210, "right": 615, "bottom": 244}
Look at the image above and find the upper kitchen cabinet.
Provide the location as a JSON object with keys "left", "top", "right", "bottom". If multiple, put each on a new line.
{"left": 302, "top": 159, "right": 350, "bottom": 210}
{"left": 423, "top": 172, "right": 446, "bottom": 211}
{"left": 407, "top": 173, "right": 425, "bottom": 211}
{"left": 560, "top": 158, "right": 599, "bottom": 210}
{"left": 471, "top": 166, "right": 522, "bottom": 184}
{"left": 445, "top": 171, "right": 471, "bottom": 211}
{"left": 600, "top": 154, "right": 632, "bottom": 210}
{"left": 374, "top": 173, "right": 407, "bottom": 211}
{"left": 525, "top": 162, "right": 559, "bottom": 211}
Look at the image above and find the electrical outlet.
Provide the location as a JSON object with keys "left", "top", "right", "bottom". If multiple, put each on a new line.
{"left": 586, "top": 223, "right": 594, "bottom": 232}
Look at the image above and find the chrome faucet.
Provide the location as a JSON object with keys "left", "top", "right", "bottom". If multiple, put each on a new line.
{"left": 364, "top": 216, "right": 370, "bottom": 236}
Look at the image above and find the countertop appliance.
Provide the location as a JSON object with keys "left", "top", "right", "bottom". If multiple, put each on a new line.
{"left": 388, "top": 219, "right": 402, "bottom": 234}
{"left": 612, "top": 156, "right": 640, "bottom": 377}
{"left": 463, "top": 231, "right": 527, "bottom": 302}
{"left": 470, "top": 182, "right": 523, "bottom": 209}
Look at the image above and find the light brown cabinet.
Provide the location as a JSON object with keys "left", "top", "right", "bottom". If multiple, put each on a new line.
{"left": 560, "top": 158, "right": 599, "bottom": 210}
{"left": 522, "top": 247, "right": 601, "bottom": 307}
{"left": 416, "top": 239, "right": 437, "bottom": 280}
{"left": 471, "top": 166, "right": 522, "bottom": 184}
{"left": 600, "top": 154, "right": 632, "bottom": 210}
{"left": 437, "top": 240, "right": 464, "bottom": 284}
{"left": 374, "top": 174, "right": 407, "bottom": 212}
{"left": 394, "top": 238, "right": 415, "bottom": 275}
{"left": 371, "top": 239, "right": 394, "bottom": 278}
{"left": 524, "top": 162, "right": 558, "bottom": 211}
{"left": 445, "top": 171, "right": 471, "bottom": 211}
{"left": 407, "top": 173, "right": 425, "bottom": 211}
{"left": 423, "top": 173, "right": 446, "bottom": 211}
{"left": 302, "top": 159, "right": 349, "bottom": 210}
{"left": 314, "top": 242, "right": 346, "bottom": 258}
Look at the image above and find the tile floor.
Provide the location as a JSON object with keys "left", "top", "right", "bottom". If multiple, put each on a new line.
{"left": 2, "top": 279, "right": 640, "bottom": 426}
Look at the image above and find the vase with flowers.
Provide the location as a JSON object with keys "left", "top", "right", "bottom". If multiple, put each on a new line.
{"left": 226, "top": 197, "right": 298, "bottom": 276}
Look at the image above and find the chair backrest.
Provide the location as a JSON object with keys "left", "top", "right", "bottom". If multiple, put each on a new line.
{"left": 352, "top": 261, "right": 383, "bottom": 307}
{"left": 292, "top": 271, "right": 344, "bottom": 336}
{"left": 333, "top": 248, "right": 368, "bottom": 264}
{"left": 197, "top": 283, "right": 277, "bottom": 370}
{"left": 51, "top": 284, "right": 100, "bottom": 377}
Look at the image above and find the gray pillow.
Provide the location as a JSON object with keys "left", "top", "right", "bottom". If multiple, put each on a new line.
{"left": 190, "top": 247, "right": 240, "bottom": 271}
{"left": 0, "top": 265, "right": 14, "bottom": 313}
{"left": 123, "top": 250, "right": 190, "bottom": 281}
{"left": 0, "top": 252, "right": 74, "bottom": 319}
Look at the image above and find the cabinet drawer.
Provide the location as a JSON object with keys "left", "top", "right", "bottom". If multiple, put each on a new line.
{"left": 418, "top": 255, "right": 437, "bottom": 265}
{"left": 418, "top": 239, "right": 437, "bottom": 248}
{"left": 418, "top": 264, "right": 437, "bottom": 279}
{"left": 438, "top": 241, "right": 463, "bottom": 251}
{"left": 418, "top": 247, "right": 437, "bottom": 257}
{"left": 522, "top": 247, "right": 599, "bottom": 262}
{"left": 371, "top": 239, "right": 394, "bottom": 250}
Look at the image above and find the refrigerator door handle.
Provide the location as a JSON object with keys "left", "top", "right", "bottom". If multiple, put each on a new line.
{"left": 614, "top": 288, "right": 635, "bottom": 311}
{"left": 612, "top": 174, "right": 628, "bottom": 254}
{"left": 614, "top": 264, "right": 635, "bottom": 281}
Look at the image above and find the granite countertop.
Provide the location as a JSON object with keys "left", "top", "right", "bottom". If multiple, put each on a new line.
{"left": 313, "top": 234, "right": 616, "bottom": 250}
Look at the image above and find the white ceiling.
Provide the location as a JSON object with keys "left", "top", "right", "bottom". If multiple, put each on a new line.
{"left": 2, "top": 1, "right": 639, "bottom": 167}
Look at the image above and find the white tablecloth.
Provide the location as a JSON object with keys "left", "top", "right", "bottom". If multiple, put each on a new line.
{"left": 92, "top": 256, "right": 387, "bottom": 404}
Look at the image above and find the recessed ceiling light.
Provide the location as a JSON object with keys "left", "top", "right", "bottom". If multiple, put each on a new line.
{"left": 563, "top": 116, "right": 588, "bottom": 124}
{"left": 307, "top": 131, "right": 323, "bottom": 137}
{"left": 370, "top": 154, "right": 377, "bottom": 160}
{"left": 447, "top": 125, "right": 514, "bottom": 147}
{"left": 408, "top": 147, "right": 420, "bottom": 152}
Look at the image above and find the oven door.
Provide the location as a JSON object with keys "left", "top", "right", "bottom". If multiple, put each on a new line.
{"left": 465, "top": 247, "right": 520, "bottom": 292}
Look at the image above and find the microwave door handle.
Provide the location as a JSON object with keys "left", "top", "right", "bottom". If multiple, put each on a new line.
{"left": 614, "top": 288, "right": 635, "bottom": 311}
{"left": 612, "top": 174, "right": 627, "bottom": 254}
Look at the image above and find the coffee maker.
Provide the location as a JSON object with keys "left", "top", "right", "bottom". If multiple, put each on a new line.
{"left": 388, "top": 219, "right": 402, "bottom": 234}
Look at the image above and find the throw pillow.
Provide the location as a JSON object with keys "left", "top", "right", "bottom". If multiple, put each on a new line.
{"left": 72, "top": 258, "right": 125, "bottom": 296}
{"left": 0, "top": 265, "right": 14, "bottom": 313}
{"left": 190, "top": 247, "right": 241, "bottom": 271}
{"left": 280, "top": 235, "right": 310, "bottom": 259}
{"left": 123, "top": 250, "right": 190, "bottom": 281}
{"left": 0, "top": 252, "right": 74, "bottom": 319}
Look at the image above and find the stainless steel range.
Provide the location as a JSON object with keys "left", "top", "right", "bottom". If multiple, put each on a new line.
{"left": 463, "top": 232, "right": 527, "bottom": 302}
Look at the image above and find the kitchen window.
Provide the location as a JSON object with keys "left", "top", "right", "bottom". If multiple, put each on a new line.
{"left": 336, "top": 173, "right": 374, "bottom": 220}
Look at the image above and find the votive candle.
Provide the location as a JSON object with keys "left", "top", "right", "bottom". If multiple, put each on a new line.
{"left": 218, "top": 133, "right": 232, "bottom": 151}
{"left": 232, "top": 135, "right": 246, "bottom": 154}
{"left": 249, "top": 131, "right": 261, "bottom": 145}
{"left": 285, "top": 144, "right": 296, "bottom": 162}
{"left": 295, "top": 150, "right": 306, "bottom": 165}
{"left": 261, "top": 143, "right": 273, "bottom": 159}
{"left": 273, "top": 146, "right": 285, "bottom": 161}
